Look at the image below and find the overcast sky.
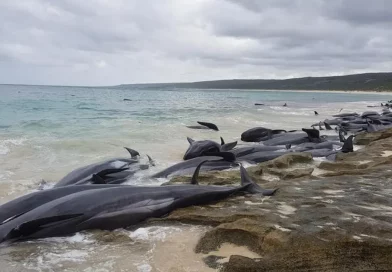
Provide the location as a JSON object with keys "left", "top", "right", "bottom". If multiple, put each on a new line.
{"left": 0, "top": 0, "right": 391, "bottom": 86}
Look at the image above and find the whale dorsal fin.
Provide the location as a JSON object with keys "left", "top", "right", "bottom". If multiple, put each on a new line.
{"left": 240, "top": 165, "right": 277, "bottom": 196}
{"left": 187, "top": 137, "right": 195, "bottom": 144}
{"left": 220, "top": 137, "right": 225, "bottom": 145}
{"left": 147, "top": 155, "right": 155, "bottom": 166}
{"left": 324, "top": 122, "right": 332, "bottom": 130}
{"left": 221, "top": 141, "right": 237, "bottom": 151}
{"left": 124, "top": 147, "right": 140, "bottom": 158}
{"left": 191, "top": 160, "right": 210, "bottom": 185}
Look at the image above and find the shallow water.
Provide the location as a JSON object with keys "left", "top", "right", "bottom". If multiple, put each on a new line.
{"left": 0, "top": 84, "right": 389, "bottom": 271}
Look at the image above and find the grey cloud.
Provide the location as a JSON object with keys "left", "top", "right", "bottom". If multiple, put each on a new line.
{"left": 0, "top": 0, "right": 391, "bottom": 85}
{"left": 323, "top": 0, "right": 392, "bottom": 25}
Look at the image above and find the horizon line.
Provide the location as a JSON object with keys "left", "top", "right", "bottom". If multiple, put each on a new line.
{"left": 0, "top": 71, "right": 391, "bottom": 88}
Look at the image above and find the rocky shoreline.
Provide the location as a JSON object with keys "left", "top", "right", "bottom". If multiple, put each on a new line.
{"left": 154, "top": 128, "right": 392, "bottom": 271}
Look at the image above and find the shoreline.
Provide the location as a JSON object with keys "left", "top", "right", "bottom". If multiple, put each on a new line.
{"left": 179, "top": 88, "right": 392, "bottom": 95}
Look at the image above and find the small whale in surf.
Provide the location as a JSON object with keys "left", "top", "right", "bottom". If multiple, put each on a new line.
{"left": 186, "top": 121, "right": 219, "bottom": 131}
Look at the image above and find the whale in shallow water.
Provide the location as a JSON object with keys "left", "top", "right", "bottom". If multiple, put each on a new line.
{"left": 53, "top": 148, "right": 149, "bottom": 187}
{"left": 183, "top": 137, "right": 237, "bottom": 160}
{"left": 186, "top": 121, "right": 219, "bottom": 131}
{"left": 151, "top": 153, "right": 237, "bottom": 178}
{"left": 261, "top": 128, "right": 322, "bottom": 146}
{"left": 0, "top": 184, "right": 124, "bottom": 225}
{"left": 0, "top": 164, "right": 276, "bottom": 244}
{"left": 241, "top": 127, "right": 286, "bottom": 142}
{"left": 231, "top": 145, "right": 287, "bottom": 157}
{"left": 237, "top": 151, "right": 289, "bottom": 163}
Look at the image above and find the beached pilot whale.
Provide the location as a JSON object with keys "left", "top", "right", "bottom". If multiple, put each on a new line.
{"left": 0, "top": 184, "right": 125, "bottom": 225}
{"left": 261, "top": 128, "right": 322, "bottom": 146}
{"left": 53, "top": 147, "right": 151, "bottom": 187}
{"left": 241, "top": 127, "right": 286, "bottom": 142}
{"left": 186, "top": 121, "right": 219, "bottom": 131}
{"left": 152, "top": 152, "right": 237, "bottom": 178}
{"left": 0, "top": 163, "right": 276, "bottom": 244}
{"left": 183, "top": 137, "right": 237, "bottom": 160}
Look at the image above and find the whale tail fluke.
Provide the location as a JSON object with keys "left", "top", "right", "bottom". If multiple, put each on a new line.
{"left": 341, "top": 135, "right": 354, "bottom": 153}
{"left": 302, "top": 128, "right": 320, "bottom": 142}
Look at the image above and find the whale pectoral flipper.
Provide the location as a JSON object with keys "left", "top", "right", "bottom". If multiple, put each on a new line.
{"left": 80, "top": 199, "right": 176, "bottom": 229}
{"left": 1, "top": 212, "right": 26, "bottom": 225}
{"left": 91, "top": 174, "right": 106, "bottom": 184}
{"left": 5, "top": 214, "right": 84, "bottom": 241}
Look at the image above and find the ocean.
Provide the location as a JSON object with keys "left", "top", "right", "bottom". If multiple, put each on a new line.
{"left": 0, "top": 84, "right": 389, "bottom": 271}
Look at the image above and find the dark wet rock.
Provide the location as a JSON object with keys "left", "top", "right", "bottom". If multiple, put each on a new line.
{"left": 203, "top": 255, "right": 226, "bottom": 269}
{"left": 195, "top": 218, "right": 278, "bottom": 255}
{"left": 266, "top": 167, "right": 314, "bottom": 180}
{"left": 157, "top": 131, "right": 392, "bottom": 271}
{"left": 167, "top": 170, "right": 243, "bottom": 186}
{"left": 90, "top": 230, "right": 133, "bottom": 243}
{"left": 258, "top": 152, "right": 313, "bottom": 169}
{"left": 155, "top": 207, "right": 265, "bottom": 226}
{"left": 221, "top": 238, "right": 392, "bottom": 272}
{"left": 221, "top": 256, "right": 263, "bottom": 272}
{"left": 354, "top": 127, "right": 392, "bottom": 145}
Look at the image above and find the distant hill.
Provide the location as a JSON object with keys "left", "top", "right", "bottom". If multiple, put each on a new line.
{"left": 116, "top": 72, "right": 392, "bottom": 91}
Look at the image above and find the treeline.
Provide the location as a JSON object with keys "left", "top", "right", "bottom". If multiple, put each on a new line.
{"left": 116, "top": 72, "right": 392, "bottom": 91}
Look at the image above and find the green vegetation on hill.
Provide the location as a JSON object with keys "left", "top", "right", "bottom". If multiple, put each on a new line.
{"left": 116, "top": 72, "right": 392, "bottom": 91}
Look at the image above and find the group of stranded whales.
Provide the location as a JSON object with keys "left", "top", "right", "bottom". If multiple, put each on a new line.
{"left": 0, "top": 163, "right": 274, "bottom": 244}
{"left": 322, "top": 109, "right": 392, "bottom": 134}
{"left": 0, "top": 106, "right": 389, "bottom": 245}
